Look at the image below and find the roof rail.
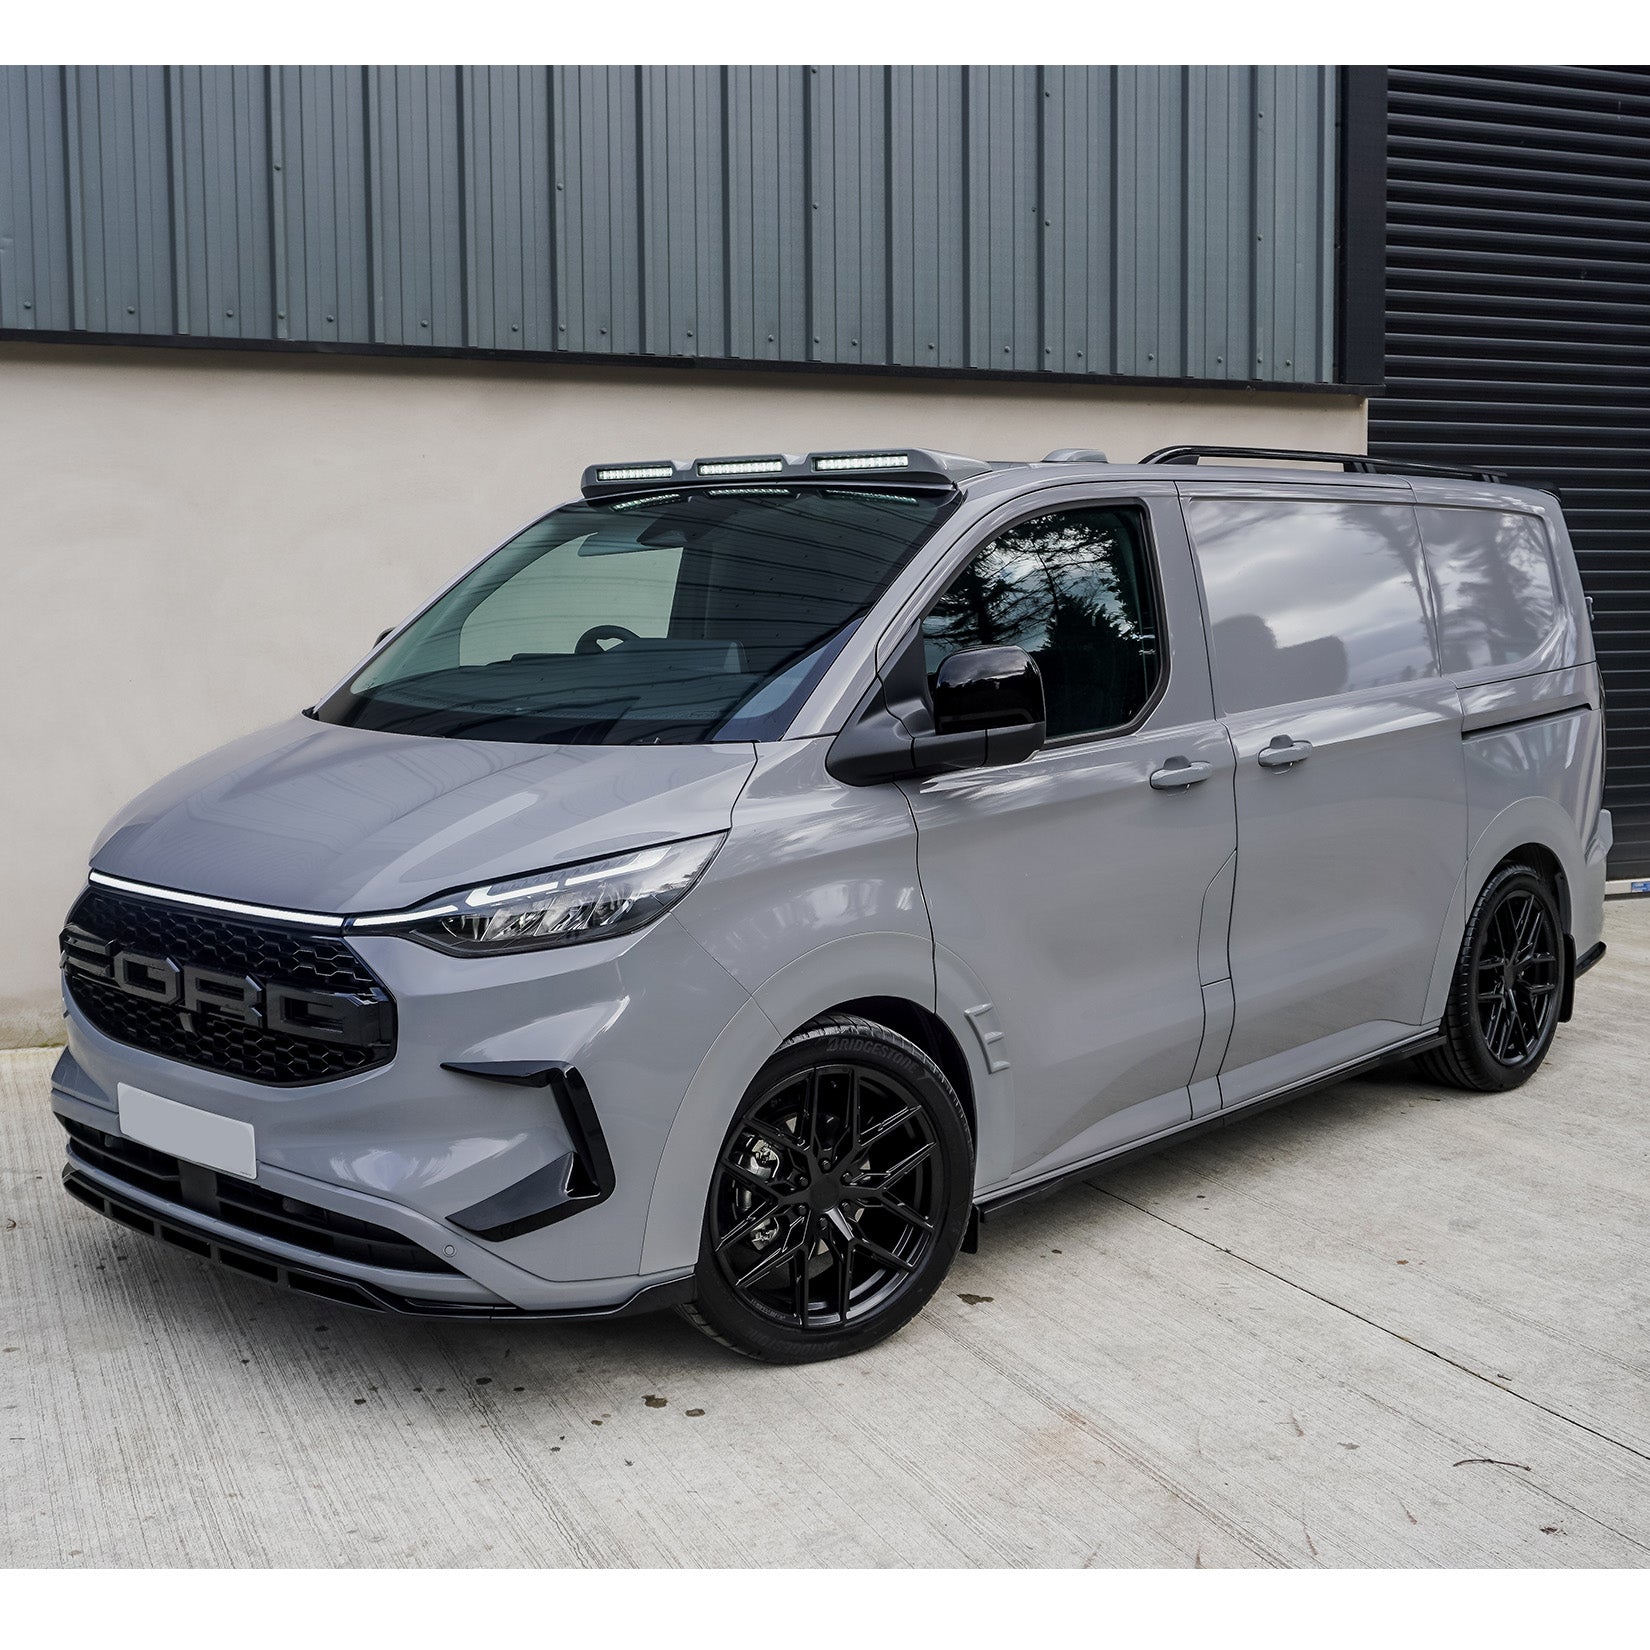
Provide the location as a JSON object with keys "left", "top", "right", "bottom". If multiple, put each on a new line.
{"left": 1138, "top": 445, "right": 1510, "bottom": 485}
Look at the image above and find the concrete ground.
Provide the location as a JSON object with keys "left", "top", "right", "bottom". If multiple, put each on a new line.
{"left": 3, "top": 906, "right": 1648, "bottom": 1568}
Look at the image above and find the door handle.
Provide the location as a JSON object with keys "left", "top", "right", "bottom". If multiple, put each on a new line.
{"left": 1149, "top": 757, "right": 1213, "bottom": 790}
{"left": 1257, "top": 735, "right": 1313, "bottom": 770}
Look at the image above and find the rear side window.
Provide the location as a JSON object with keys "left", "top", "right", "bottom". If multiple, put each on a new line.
{"left": 1184, "top": 498, "right": 1437, "bottom": 714}
{"left": 921, "top": 505, "right": 1161, "bottom": 740}
{"left": 1417, "top": 507, "right": 1559, "bottom": 673}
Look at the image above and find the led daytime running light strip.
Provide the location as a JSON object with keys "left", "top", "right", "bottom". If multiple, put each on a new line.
{"left": 88, "top": 871, "right": 348, "bottom": 929}
{"left": 91, "top": 840, "right": 699, "bottom": 934}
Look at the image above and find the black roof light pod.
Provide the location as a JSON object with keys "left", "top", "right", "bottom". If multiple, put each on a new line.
{"left": 580, "top": 448, "right": 993, "bottom": 501}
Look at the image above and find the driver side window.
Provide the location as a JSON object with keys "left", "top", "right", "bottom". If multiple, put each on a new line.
{"left": 921, "top": 504, "right": 1161, "bottom": 739}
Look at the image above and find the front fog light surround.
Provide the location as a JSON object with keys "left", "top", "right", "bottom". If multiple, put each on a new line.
{"left": 357, "top": 834, "right": 725, "bottom": 956}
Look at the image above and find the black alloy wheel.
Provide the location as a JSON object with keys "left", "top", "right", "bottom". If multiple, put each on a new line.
{"left": 683, "top": 1015, "right": 972, "bottom": 1362}
{"left": 1474, "top": 886, "right": 1561, "bottom": 1066}
{"left": 1420, "top": 863, "right": 1565, "bottom": 1092}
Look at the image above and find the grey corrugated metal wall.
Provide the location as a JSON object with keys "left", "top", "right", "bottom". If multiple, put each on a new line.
{"left": 0, "top": 65, "right": 1339, "bottom": 386}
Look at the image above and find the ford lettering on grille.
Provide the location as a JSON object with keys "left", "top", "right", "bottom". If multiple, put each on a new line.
{"left": 63, "top": 924, "right": 389, "bottom": 1046}
{"left": 60, "top": 886, "right": 396, "bottom": 1085}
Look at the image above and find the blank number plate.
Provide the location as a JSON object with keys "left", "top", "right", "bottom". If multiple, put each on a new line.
{"left": 116, "top": 1083, "right": 257, "bottom": 1181}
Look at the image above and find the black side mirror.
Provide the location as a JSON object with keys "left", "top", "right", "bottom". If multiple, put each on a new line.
{"left": 375, "top": 627, "right": 395, "bottom": 646}
{"left": 826, "top": 639, "right": 1047, "bottom": 785}
{"left": 932, "top": 645, "right": 1045, "bottom": 739}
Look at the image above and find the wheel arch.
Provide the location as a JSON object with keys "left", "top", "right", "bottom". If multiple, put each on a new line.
{"left": 638, "top": 932, "right": 989, "bottom": 1276}
{"left": 1423, "top": 796, "right": 1587, "bottom": 1025}
{"left": 1499, "top": 840, "right": 1570, "bottom": 932}
{"left": 826, "top": 996, "right": 977, "bottom": 1145}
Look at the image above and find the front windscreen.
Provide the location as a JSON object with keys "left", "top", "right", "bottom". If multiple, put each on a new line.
{"left": 314, "top": 486, "right": 958, "bottom": 745}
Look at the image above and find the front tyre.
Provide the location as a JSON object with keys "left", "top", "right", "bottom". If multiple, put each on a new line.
{"left": 682, "top": 1015, "right": 973, "bottom": 1363}
{"left": 1419, "top": 863, "right": 1564, "bottom": 1092}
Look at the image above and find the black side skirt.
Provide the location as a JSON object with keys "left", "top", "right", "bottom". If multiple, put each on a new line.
{"left": 976, "top": 1027, "right": 1446, "bottom": 1222}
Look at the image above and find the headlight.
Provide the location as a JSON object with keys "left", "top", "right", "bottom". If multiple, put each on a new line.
{"left": 354, "top": 834, "right": 725, "bottom": 956}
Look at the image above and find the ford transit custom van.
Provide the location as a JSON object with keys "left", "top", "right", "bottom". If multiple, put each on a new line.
{"left": 53, "top": 445, "right": 1609, "bottom": 1362}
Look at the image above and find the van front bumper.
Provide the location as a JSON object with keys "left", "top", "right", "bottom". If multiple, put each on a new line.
{"left": 60, "top": 1152, "right": 691, "bottom": 1321}
{"left": 52, "top": 1076, "right": 699, "bottom": 1318}
{"left": 52, "top": 900, "right": 751, "bottom": 1313}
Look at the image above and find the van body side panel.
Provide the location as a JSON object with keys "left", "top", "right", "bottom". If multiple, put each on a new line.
{"left": 1411, "top": 485, "right": 1605, "bottom": 976}
{"left": 916, "top": 717, "right": 1237, "bottom": 1182}
{"left": 1217, "top": 682, "right": 1468, "bottom": 1099}
{"left": 931, "top": 943, "right": 1019, "bottom": 1190}
{"left": 915, "top": 493, "right": 1238, "bottom": 1188}
{"left": 1456, "top": 665, "right": 1596, "bottom": 733}
{"left": 1426, "top": 723, "right": 1605, "bottom": 1023}
{"left": 1458, "top": 686, "right": 1597, "bottom": 943}
{"left": 647, "top": 738, "right": 953, "bottom": 1270}
{"left": 1180, "top": 488, "right": 1472, "bottom": 1104}
{"left": 670, "top": 739, "right": 933, "bottom": 1008}
{"left": 1197, "top": 850, "right": 1238, "bottom": 985}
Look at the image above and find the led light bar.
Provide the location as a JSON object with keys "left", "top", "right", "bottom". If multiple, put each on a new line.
{"left": 594, "top": 463, "right": 675, "bottom": 483}
{"left": 813, "top": 453, "right": 912, "bottom": 472}
{"left": 609, "top": 492, "right": 682, "bottom": 509}
{"left": 696, "top": 457, "right": 785, "bottom": 477}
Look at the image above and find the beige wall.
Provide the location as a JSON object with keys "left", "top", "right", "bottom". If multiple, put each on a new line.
{"left": 0, "top": 341, "right": 1366, "bottom": 1045}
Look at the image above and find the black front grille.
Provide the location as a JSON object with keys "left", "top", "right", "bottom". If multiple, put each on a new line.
{"left": 62, "top": 1116, "right": 456, "bottom": 1274}
{"left": 61, "top": 885, "right": 395, "bottom": 1085}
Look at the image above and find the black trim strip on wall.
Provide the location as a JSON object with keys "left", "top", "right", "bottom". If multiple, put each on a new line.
{"left": 1336, "top": 66, "right": 1389, "bottom": 390}
{"left": 0, "top": 325, "right": 1381, "bottom": 400}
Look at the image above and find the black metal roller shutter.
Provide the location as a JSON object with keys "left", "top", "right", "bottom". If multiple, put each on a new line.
{"left": 1368, "top": 65, "right": 1650, "bottom": 878}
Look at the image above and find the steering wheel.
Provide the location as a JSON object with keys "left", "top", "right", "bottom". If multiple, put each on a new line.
{"left": 574, "top": 623, "right": 640, "bottom": 656}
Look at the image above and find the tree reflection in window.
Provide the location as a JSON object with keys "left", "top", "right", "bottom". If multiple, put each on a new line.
{"left": 922, "top": 507, "right": 1160, "bottom": 739}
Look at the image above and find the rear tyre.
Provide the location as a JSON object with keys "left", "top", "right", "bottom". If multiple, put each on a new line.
{"left": 681, "top": 1014, "right": 973, "bottom": 1363}
{"left": 1417, "top": 863, "right": 1564, "bottom": 1092}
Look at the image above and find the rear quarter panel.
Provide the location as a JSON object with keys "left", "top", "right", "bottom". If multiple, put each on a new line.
{"left": 1409, "top": 482, "right": 1606, "bottom": 1012}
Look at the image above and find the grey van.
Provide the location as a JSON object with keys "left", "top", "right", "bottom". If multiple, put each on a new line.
{"left": 52, "top": 445, "right": 1609, "bottom": 1362}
